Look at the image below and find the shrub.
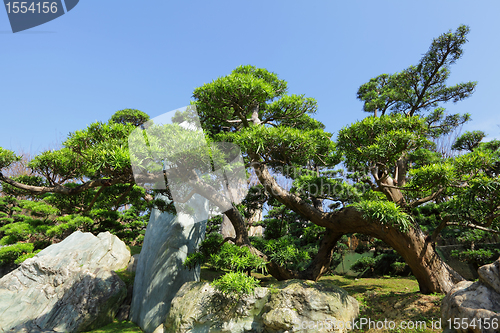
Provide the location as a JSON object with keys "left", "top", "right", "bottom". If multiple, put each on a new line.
{"left": 211, "top": 271, "right": 260, "bottom": 295}
{"left": 0, "top": 243, "right": 34, "bottom": 265}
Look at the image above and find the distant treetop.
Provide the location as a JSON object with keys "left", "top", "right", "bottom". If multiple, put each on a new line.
{"left": 110, "top": 109, "right": 150, "bottom": 127}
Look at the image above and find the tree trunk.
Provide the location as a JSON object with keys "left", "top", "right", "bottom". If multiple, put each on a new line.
{"left": 324, "top": 207, "right": 464, "bottom": 294}
{"left": 298, "top": 229, "right": 344, "bottom": 281}
{"left": 375, "top": 222, "right": 463, "bottom": 293}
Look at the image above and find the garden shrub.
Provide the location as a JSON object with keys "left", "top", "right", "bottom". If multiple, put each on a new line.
{"left": 211, "top": 271, "right": 260, "bottom": 295}
{"left": 0, "top": 243, "right": 34, "bottom": 265}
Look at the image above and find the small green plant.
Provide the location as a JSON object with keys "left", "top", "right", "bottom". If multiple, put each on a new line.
{"left": 211, "top": 271, "right": 259, "bottom": 295}
{"left": 351, "top": 200, "right": 413, "bottom": 232}
{"left": 184, "top": 233, "right": 267, "bottom": 274}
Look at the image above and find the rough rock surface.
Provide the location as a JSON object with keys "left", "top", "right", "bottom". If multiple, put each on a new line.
{"left": 127, "top": 253, "right": 140, "bottom": 273}
{"left": 442, "top": 257, "right": 500, "bottom": 333}
{"left": 477, "top": 258, "right": 500, "bottom": 294}
{"left": 0, "top": 231, "right": 130, "bottom": 332}
{"left": 130, "top": 194, "right": 208, "bottom": 333}
{"left": 164, "top": 279, "right": 359, "bottom": 333}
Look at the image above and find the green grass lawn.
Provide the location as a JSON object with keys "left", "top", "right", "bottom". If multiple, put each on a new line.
{"left": 87, "top": 320, "right": 143, "bottom": 332}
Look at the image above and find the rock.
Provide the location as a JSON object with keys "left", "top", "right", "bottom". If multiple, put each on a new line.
{"left": 130, "top": 194, "right": 208, "bottom": 333}
{"left": 441, "top": 257, "right": 500, "bottom": 333}
{"left": 153, "top": 325, "right": 165, "bottom": 333}
{"left": 127, "top": 253, "right": 140, "bottom": 273}
{"left": 0, "top": 231, "right": 130, "bottom": 332}
{"left": 116, "top": 284, "right": 135, "bottom": 321}
{"left": 477, "top": 259, "right": 500, "bottom": 294}
{"left": 220, "top": 215, "right": 236, "bottom": 238}
{"left": 248, "top": 225, "right": 264, "bottom": 237}
{"left": 164, "top": 279, "right": 359, "bottom": 333}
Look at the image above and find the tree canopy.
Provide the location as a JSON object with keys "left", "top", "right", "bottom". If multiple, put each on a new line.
{"left": 1, "top": 25, "right": 499, "bottom": 295}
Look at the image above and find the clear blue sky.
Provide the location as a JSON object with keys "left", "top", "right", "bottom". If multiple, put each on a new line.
{"left": 2, "top": 1, "right": 500, "bottom": 156}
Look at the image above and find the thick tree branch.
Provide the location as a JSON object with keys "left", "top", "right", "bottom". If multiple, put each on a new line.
{"left": 0, "top": 171, "right": 127, "bottom": 195}
{"left": 112, "top": 183, "right": 135, "bottom": 211}
{"left": 409, "top": 187, "right": 445, "bottom": 208}
{"left": 447, "top": 221, "right": 500, "bottom": 235}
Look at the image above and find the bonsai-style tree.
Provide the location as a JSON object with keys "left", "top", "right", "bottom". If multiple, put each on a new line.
{"left": 191, "top": 25, "right": 499, "bottom": 294}
{"left": 2, "top": 26, "right": 499, "bottom": 294}
{"left": 0, "top": 110, "right": 154, "bottom": 264}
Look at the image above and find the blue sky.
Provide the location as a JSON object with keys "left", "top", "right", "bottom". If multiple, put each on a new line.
{"left": 2, "top": 1, "right": 500, "bottom": 156}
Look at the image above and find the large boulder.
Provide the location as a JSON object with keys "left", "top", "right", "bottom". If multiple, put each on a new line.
{"left": 0, "top": 231, "right": 130, "bottom": 332}
{"left": 441, "top": 257, "right": 500, "bottom": 333}
{"left": 130, "top": 194, "right": 208, "bottom": 333}
{"left": 164, "top": 279, "right": 359, "bottom": 333}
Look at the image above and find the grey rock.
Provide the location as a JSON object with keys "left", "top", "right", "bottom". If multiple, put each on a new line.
{"left": 164, "top": 279, "right": 359, "bottom": 333}
{"left": 441, "top": 257, "right": 500, "bottom": 333}
{"left": 116, "top": 284, "right": 135, "bottom": 321}
{"left": 153, "top": 325, "right": 165, "bottom": 333}
{"left": 478, "top": 258, "right": 500, "bottom": 294}
{"left": 130, "top": 194, "right": 208, "bottom": 333}
{"left": 127, "top": 253, "right": 140, "bottom": 273}
{"left": 0, "top": 231, "right": 130, "bottom": 332}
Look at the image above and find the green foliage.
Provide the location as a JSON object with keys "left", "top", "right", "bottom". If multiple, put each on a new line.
{"left": 448, "top": 229, "right": 500, "bottom": 268}
{"left": 14, "top": 249, "right": 41, "bottom": 264}
{"left": 86, "top": 320, "right": 143, "bottom": 333}
{"left": 0, "top": 242, "right": 34, "bottom": 265}
{"left": 184, "top": 233, "right": 267, "bottom": 274}
{"left": 46, "top": 215, "right": 93, "bottom": 237}
{"left": 352, "top": 251, "right": 409, "bottom": 277}
{"left": 20, "top": 200, "right": 59, "bottom": 216}
{"left": 210, "top": 242, "right": 266, "bottom": 273}
{"left": 185, "top": 233, "right": 265, "bottom": 296}
{"left": 217, "top": 125, "right": 337, "bottom": 170}
{"left": 0, "top": 147, "right": 20, "bottom": 170}
{"left": 259, "top": 236, "right": 312, "bottom": 271}
{"left": 407, "top": 162, "right": 455, "bottom": 190}
{"left": 0, "top": 175, "right": 47, "bottom": 197}
{"left": 390, "top": 261, "right": 408, "bottom": 274}
{"left": 0, "top": 194, "right": 146, "bottom": 267}
{"left": 211, "top": 271, "right": 260, "bottom": 295}
{"left": 337, "top": 114, "right": 431, "bottom": 172}
{"left": 357, "top": 25, "right": 476, "bottom": 117}
{"left": 351, "top": 201, "right": 413, "bottom": 232}
{"left": 452, "top": 131, "right": 486, "bottom": 152}
{"left": 352, "top": 256, "right": 378, "bottom": 273}
{"left": 0, "top": 222, "right": 33, "bottom": 244}
{"left": 115, "top": 268, "right": 136, "bottom": 288}
{"left": 451, "top": 248, "right": 496, "bottom": 268}
{"left": 109, "top": 109, "right": 150, "bottom": 127}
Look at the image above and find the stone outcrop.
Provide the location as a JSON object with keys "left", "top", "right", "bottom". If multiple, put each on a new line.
{"left": 127, "top": 253, "right": 140, "bottom": 273}
{"left": 130, "top": 194, "right": 208, "bottom": 333}
{"left": 164, "top": 279, "right": 359, "bottom": 333}
{"left": 0, "top": 231, "right": 130, "bottom": 332}
{"left": 441, "top": 257, "right": 500, "bottom": 333}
